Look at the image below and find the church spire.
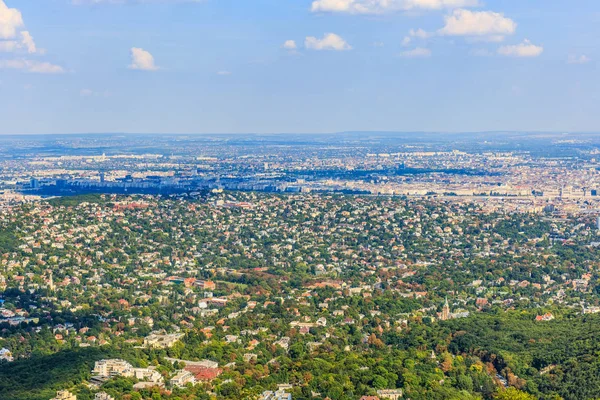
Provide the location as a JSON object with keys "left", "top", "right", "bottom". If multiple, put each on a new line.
{"left": 441, "top": 297, "right": 450, "bottom": 321}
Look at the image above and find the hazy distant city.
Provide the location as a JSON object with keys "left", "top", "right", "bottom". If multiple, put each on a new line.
{"left": 4, "top": 132, "right": 600, "bottom": 215}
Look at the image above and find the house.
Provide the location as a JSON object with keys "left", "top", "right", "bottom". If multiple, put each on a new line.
{"left": 170, "top": 370, "right": 196, "bottom": 388}
{"left": 475, "top": 298, "right": 488, "bottom": 307}
{"left": 95, "top": 393, "right": 115, "bottom": 400}
{"left": 92, "top": 359, "right": 162, "bottom": 383}
{"left": 299, "top": 326, "right": 310, "bottom": 335}
{"left": 206, "top": 297, "right": 228, "bottom": 307}
{"left": 194, "top": 280, "right": 216, "bottom": 290}
{"left": 377, "top": 389, "right": 403, "bottom": 400}
{"left": 51, "top": 390, "right": 77, "bottom": 400}
{"left": 133, "top": 381, "right": 164, "bottom": 390}
{"left": 143, "top": 332, "right": 185, "bottom": 349}
{"left": 536, "top": 313, "right": 555, "bottom": 322}
{"left": 259, "top": 389, "right": 292, "bottom": 400}
{"left": 274, "top": 337, "right": 290, "bottom": 350}
{"left": 132, "top": 368, "right": 162, "bottom": 383}
{"left": 225, "top": 335, "right": 240, "bottom": 344}
{"left": 573, "top": 279, "right": 589, "bottom": 291}
{"left": 0, "top": 348, "right": 13, "bottom": 362}
{"left": 93, "top": 359, "right": 133, "bottom": 377}
{"left": 184, "top": 366, "right": 223, "bottom": 381}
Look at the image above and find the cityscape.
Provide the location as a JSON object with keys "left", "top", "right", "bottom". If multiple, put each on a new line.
{"left": 0, "top": 133, "right": 600, "bottom": 400}
{"left": 5, "top": 132, "right": 600, "bottom": 208}
{"left": 1, "top": 0, "right": 599, "bottom": 399}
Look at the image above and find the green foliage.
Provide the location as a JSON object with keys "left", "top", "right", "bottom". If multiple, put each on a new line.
{"left": 496, "top": 388, "right": 538, "bottom": 400}
{"left": 0, "top": 348, "right": 113, "bottom": 400}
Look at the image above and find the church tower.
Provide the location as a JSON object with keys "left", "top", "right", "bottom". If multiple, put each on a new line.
{"left": 441, "top": 297, "right": 450, "bottom": 321}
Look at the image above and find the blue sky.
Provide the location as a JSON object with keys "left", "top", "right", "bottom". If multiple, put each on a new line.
{"left": 0, "top": 0, "right": 598, "bottom": 134}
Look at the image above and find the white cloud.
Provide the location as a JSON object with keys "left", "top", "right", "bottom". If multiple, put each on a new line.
{"left": 0, "top": 59, "right": 65, "bottom": 73}
{"left": 400, "top": 47, "right": 431, "bottom": 58}
{"left": 466, "top": 35, "right": 505, "bottom": 43}
{"left": 310, "top": 0, "right": 478, "bottom": 14}
{"left": 129, "top": 47, "right": 159, "bottom": 70}
{"left": 20, "top": 31, "right": 36, "bottom": 53}
{"left": 0, "top": 0, "right": 23, "bottom": 39}
{"left": 0, "top": 2, "right": 39, "bottom": 54}
{"left": 567, "top": 54, "right": 590, "bottom": 64}
{"left": 403, "top": 28, "right": 432, "bottom": 46}
{"left": 0, "top": 2, "right": 59, "bottom": 74}
{"left": 282, "top": 40, "right": 297, "bottom": 50}
{"left": 216, "top": 70, "right": 231, "bottom": 75}
{"left": 408, "top": 10, "right": 517, "bottom": 49}
{"left": 305, "top": 33, "right": 352, "bottom": 51}
{"left": 410, "top": 28, "right": 432, "bottom": 39}
{"left": 498, "top": 40, "right": 543, "bottom": 57}
{"left": 0, "top": 39, "right": 17, "bottom": 52}
{"left": 0, "top": 32, "right": 38, "bottom": 54}
{"left": 439, "top": 9, "right": 516, "bottom": 38}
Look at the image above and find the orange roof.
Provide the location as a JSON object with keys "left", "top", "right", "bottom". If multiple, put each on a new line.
{"left": 184, "top": 366, "right": 223, "bottom": 381}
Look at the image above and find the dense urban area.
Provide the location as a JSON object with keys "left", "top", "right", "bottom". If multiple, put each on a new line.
{"left": 1, "top": 133, "right": 600, "bottom": 400}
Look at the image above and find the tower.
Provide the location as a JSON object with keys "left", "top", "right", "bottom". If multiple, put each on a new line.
{"left": 48, "top": 271, "right": 55, "bottom": 292}
{"left": 441, "top": 297, "right": 450, "bottom": 321}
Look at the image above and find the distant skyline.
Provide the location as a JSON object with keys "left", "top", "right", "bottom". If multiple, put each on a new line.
{"left": 0, "top": 0, "right": 598, "bottom": 134}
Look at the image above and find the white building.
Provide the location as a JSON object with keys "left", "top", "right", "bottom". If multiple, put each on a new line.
{"left": 95, "top": 392, "right": 115, "bottom": 400}
{"left": 143, "top": 332, "right": 185, "bottom": 349}
{"left": 0, "top": 348, "right": 13, "bottom": 362}
{"left": 51, "top": 390, "right": 77, "bottom": 400}
{"left": 259, "top": 389, "right": 292, "bottom": 400}
{"left": 377, "top": 389, "right": 403, "bottom": 400}
{"left": 170, "top": 370, "right": 196, "bottom": 388}
{"left": 92, "top": 359, "right": 163, "bottom": 383}
{"left": 93, "top": 359, "right": 133, "bottom": 377}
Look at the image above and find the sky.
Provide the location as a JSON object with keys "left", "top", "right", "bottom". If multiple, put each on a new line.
{"left": 0, "top": 0, "right": 598, "bottom": 134}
